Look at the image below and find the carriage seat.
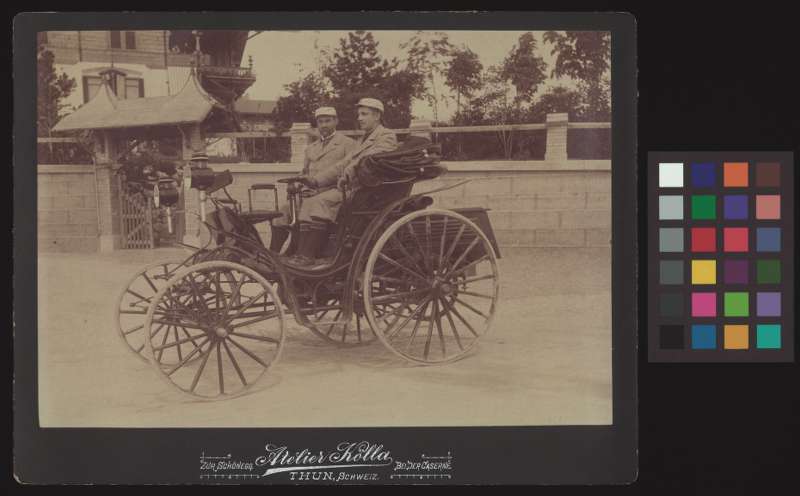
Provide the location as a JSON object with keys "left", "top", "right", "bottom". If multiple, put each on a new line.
{"left": 239, "top": 210, "right": 284, "bottom": 224}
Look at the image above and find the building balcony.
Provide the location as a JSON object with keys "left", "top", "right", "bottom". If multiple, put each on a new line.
{"left": 197, "top": 64, "right": 256, "bottom": 103}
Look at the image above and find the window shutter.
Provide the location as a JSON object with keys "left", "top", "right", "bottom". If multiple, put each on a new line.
{"left": 138, "top": 78, "right": 144, "bottom": 97}
{"left": 110, "top": 31, "right": 121, "bottom": 49}
{"left": 125, "top": 31, "right": 136, "bottom": 50}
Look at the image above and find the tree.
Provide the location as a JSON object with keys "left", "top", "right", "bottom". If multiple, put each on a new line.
{"left": 275, "top": 30, "right": 424, "bottom": 130}
{"left": 500, "top": 32, "right": 547, "bottom": 110}
{"left": 323, "top": 31, "right": 396, "bottom": 94}
{"left": 444, "top": 45, "right": 483, "bottom": 116}
{"left": 271, "top": 72, "right": 332, "bottom": 129}
{"left": 543, "top": 31, "right": 611, "bottom": 120}
{"left": 401, "top": 31, "right": 454, "bottom": 123}
{"left": 476, "top": 65, "right": 528, "bottom": 159}
{"left": 528, "top": 85, "right": 583, "bottom": 122}
{"left": 37, "top": 43, "right": 77, "bottom": 137}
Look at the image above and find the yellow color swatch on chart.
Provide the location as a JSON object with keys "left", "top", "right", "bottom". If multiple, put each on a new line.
{"left": 691, "top": 259, "right": 717, "bottom": 284}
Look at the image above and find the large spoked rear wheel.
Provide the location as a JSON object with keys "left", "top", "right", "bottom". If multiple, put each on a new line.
{"left": 143, "top": 261, "right": 286, "bottom": 400}
{"left": 363, "top": 209, "right": 500, "bottom": 364}
{"left": 116, "top": 259, "right": 187, "bottom": 363}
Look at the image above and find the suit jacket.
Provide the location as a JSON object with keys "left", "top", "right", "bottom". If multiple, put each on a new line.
{"left": 312, "top": 124, "right": 398, "bottom": 189}
{"left": 302, "top": 132, "right": 356, "bottom": 179}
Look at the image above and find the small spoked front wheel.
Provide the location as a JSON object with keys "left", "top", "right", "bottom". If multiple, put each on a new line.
{"left": 363, "top": 209, "right": 500, "bottom": 364}
{"left": 116, "top": 259, "right": 187, "bottom": 363}
{"left": 143, "top": 261, "right": 286, "bottom": 400}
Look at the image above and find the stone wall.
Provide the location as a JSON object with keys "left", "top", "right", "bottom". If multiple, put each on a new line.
{"left": 37, "top": 164, "right": 100, "bottom": 252}
{"left": 206, "top": 160, "right": 611, "bottom": 248}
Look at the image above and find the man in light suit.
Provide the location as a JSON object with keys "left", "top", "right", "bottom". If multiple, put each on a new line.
{"left": 287, "top": 97, "right": 398, "bottom": 266}
{"left": 269, "top": 106, "right": 355, "bottom": 252}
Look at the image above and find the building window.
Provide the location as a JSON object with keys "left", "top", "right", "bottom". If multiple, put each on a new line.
{"left": 124, "top": 78, "right": 144, "bottom": 99}
{"left": 83, "top": 76, "right": 103, "bottom": 103}
{"left": 109, "top": 31, "right": 136, "bottom": 49}
{"left": 125, "top": 31, "right": 136, "bottom": 49}
{"left": 82, "top": 72, "right": 144, "bottom": 102}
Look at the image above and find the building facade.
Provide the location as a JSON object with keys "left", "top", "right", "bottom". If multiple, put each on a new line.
{"left": 39, "top": 30, "right": 254, "bottom": 114}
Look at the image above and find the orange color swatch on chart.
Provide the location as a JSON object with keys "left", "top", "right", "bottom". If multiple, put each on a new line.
{"left": 723, "top": 162, "right": 749, "bottom": 187}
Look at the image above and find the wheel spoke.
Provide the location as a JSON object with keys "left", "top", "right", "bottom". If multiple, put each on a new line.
{"left": 423, "top": 302, "right": 436, "bottom": 360}
{"left": 228, "top": 336, "right": 270, "bottom": 368}
{"left": 405, "top": 299, "right": 430, "bottom": 351}
{"left": 166, "top": 336, "right": 210, "bottom": 376}
{"left": 230, "top": 331, "right": 280, "bottom": 344}
{"left": 442, "top": 298, "right": 479, "bottom": 337}
{"left": 388, "top": 235, "right": 426, "bottom": 276}
{"left": 371, "top": 288, "right": 430, "bottom": 304}
{"left": 388, "top": 295, "right": 432, "bottom": 339}
{"left": 223, "top": 340, "right": 247, "bottom": 387}
{"left": 458, "top": 290, "right": 495, "bottom": 300}
{"left": 433, "top": 299, "right": 446, "bottom": 357}
{"left": 447, "top": 237, "right": 481, "bottom": 280}
{"left": 216, "top": 342, "right": 224, "bottom": 395}
{"left": 189, "top": 342, "right": 214, "bottom": 393}
{"left": 406, "top": 223, "right": 430, "bottom": 272}
{"left": 126, "top": 288, "right": 152, "bottom": 306}
{"left": 455, "top": 297, "right": 489, "bottom": 319}
{"left": 326, "top": 310, "right": 343, "bottom": 336}
{"left": 149, "top": 322, "right": 166, "bottom": 338}
{"left": 424, "top": 215, "right": 433, "bottom": 272}
{"left": 174, "top": 326, "right": 183, "bottom": 361}
{"left": 442, "top": 224, "right": 466, "bottom": 272}
{"left": 230, "top": 311, "right": 280, "bottom": 329}
{"left": 122, "top": 324, "right": 144, "bottom": 336}
{"left": 447, "top": 254, "right": 490, "bottom": 279}
{"left": 180, "top": 325, "right": 205, "bottom": 352}
{"left": 153, "top": 332, "right": 208, "bottom": 352}
{"left": 224, "top": 290, "right": 267, "bottom": 324}
{"left": 438, "top": 215, "right": 448, "bottom": 271}
{"left": 120, "top": 309, "right": 147, "bottom": 315}
{"left": 143, "top": 272, "right": 159, "bottom": 293}
{"left": 156, "top": 324, "right": 171, "bottom": 362}
{"left": 378, "top": 253, "right": 430, "bottom": 286}
{"left": 461, "top": 274, "right": 496, "bottom": 284}
{"left": 439, "top": 297, "right": 464, "bottom": 351}
{"left": 226, "top": 274, "right": 245, "bottom": 312}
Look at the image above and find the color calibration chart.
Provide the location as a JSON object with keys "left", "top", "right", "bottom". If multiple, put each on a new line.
{"left": 648, "top": 152, "right": 794, "bottom": 362}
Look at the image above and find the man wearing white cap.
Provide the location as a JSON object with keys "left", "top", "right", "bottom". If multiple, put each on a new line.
{"left": 287, "top": 97, "right": 398, "bottom": 266}
{"left": 269, "top": 106, "right": 355, "bottom": 252}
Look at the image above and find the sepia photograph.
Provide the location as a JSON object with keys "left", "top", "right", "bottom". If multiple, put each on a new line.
{"left": 35, "top": 27, "right": 613, "bottom": 428}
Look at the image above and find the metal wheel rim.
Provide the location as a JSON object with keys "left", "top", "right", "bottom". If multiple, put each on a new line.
{"left": 143, "top": 261, "right": 286, "bottom": 400}
{"left": 363, "top": 209, "right": 500, "bottom": 364}
{"left": 115, "top": 258, "right": 187, "bottom": 364}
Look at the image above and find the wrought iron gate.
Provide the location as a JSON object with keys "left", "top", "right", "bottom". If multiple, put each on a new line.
{"left": 118, "top": 177, "right": 154, "bottom": 249}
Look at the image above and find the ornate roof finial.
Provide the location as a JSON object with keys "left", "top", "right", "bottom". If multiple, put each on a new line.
{"left": 192, "top": 30, "right": 202, "bottom": 67}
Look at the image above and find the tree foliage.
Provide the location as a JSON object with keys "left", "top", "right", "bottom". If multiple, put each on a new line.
{"left": 543, "top": 31, "right": 611, "bottom": 120}
{"left": 402, "top": 31, "right": 454, "bottom": 122}
{"left": 444, "top": 45, "right": 483, "bottom": 114}
{"left": 272, "top": 31, "right": 425, "bottom": 130}
{"left": 37, "top": 43, "right": 77, "bottom": 137}
{"left": 499, "top": 32, "right": 547, "bottom": 107}
{"left": 271, "top": 72, "right": 333, "bottom": 129}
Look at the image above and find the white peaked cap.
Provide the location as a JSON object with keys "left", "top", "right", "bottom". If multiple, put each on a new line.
{"left": 314, "top": 107, "right": 337, "bottom": 118}
{"left": 357, "top": 98, "right": 384, "bottom": 113}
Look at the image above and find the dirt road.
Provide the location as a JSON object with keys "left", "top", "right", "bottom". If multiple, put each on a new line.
{"left": 36, "top": 246, "right": 611, "bottom": 427}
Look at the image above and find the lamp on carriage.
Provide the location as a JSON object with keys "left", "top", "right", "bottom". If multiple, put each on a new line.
{"left": 188, "top": 151, "right": 214, "bottom": 222}
{"left": 153, "top": 179, "right": 180, "bottom": 234}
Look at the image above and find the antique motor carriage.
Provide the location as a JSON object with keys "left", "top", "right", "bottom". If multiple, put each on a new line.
{"left": 115, "top": 137, "right": 501, "bottom": 400}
